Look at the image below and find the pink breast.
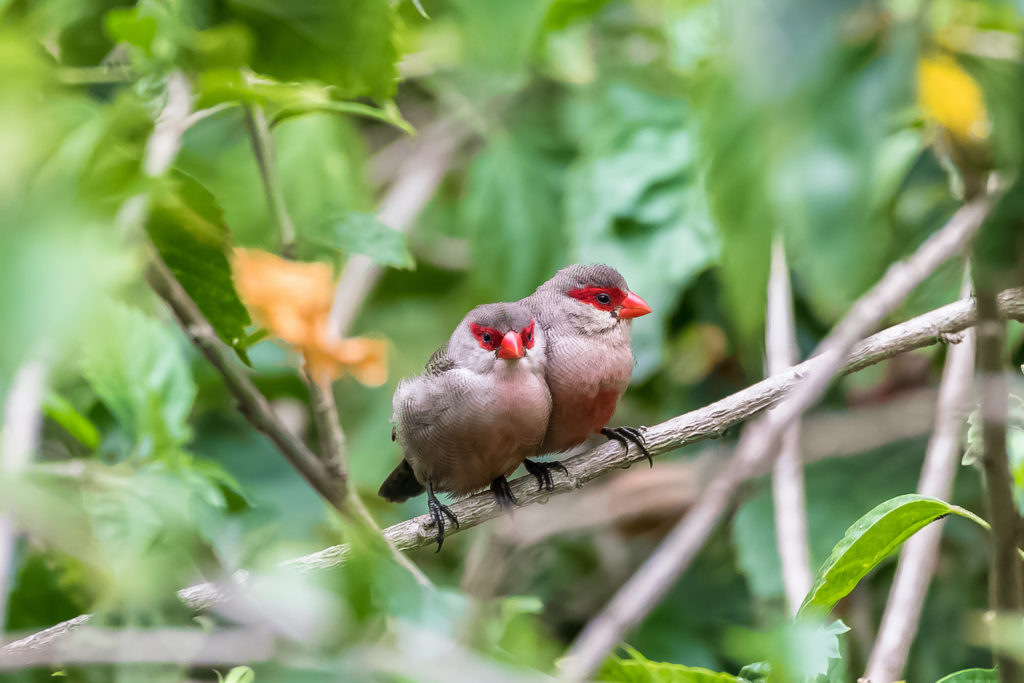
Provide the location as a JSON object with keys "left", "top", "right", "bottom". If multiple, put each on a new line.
{"left": 542, "top": 386, "right": 622, "bottom": 453}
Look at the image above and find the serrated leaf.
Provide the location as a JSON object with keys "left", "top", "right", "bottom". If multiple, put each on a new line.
{"left": 80, "top": 302, "right": 196, "bottom": 459}
{"left": 42, "top": 392, "right": 100, "bottom": 450}
{"left": 147, "top": 172, "right": 252, "bottom": 362}
{"left": 597, "top": 645, "right": 743, "bottom": 682}
{"left": 318, "top": 212, "right": 415, "bottom": 270}
{"left": 936, "top": 669, "right": 999, "bottom": 683}
{"left": 797, "top": 494, "right": 956, "bottom": 617}
{"left": 223, "top": 0, "right": 400, "bottom": 101}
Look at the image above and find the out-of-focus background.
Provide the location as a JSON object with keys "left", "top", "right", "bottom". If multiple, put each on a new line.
{"left": 1, "top": 0, "right": 1023, "bottom": 681}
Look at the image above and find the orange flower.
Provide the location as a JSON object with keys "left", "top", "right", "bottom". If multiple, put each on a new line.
{"left": 232, "top": 248, "right": 387, "bottom": 385}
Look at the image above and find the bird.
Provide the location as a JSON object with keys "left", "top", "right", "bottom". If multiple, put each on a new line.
{"left": 378, "top": 302, "right": 552, "bottom": 551}
{"left": 522, "top": 264, "right": 652, "bottom": 472}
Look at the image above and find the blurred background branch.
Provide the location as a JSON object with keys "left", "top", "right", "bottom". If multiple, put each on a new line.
{"left": 560, "top": 193, "right": 999, "bottom": 681}
{"left": 863, "top": 271, "right": 976, "bottom": 683}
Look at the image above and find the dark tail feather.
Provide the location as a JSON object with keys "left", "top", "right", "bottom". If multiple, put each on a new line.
{"left": 378, "top": 459, "right": 425, "bottom": 502}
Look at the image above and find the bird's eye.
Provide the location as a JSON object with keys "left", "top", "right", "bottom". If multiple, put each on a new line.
{"left": 482, "top": 333, "right": 491, "bottom": 343}
{"left": 596, "top": 292, "right": 611, "bottom": 304}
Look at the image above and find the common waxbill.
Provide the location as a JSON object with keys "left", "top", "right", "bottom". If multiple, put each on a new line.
{"left": 522, "top": 264, "right": 652, "bottom": 467}
{"left": 378, "top": 302, "right": 551, "bottom": 551}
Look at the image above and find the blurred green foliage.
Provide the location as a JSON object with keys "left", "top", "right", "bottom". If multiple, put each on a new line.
{"left": 1, "top": 0, "right": 1023, "bottom": 681}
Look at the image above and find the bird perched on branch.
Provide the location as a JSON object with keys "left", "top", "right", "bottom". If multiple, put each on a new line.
{"left": 522, "top": 264, "right": 652, "bottom": 469}
{"left": 379, "top": 302, "right": 551, "bottom": 551}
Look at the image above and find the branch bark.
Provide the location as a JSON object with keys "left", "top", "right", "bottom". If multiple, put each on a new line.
{"left": 559, "top": 195, "right": 998, "bottom": 681}
{"left": 4, "top": 287, "right": 1024, "bottom": 662}
{"left": 147, "top": 257, "right": 344, "bottom": 510}
{"left": 766, "top": 235, "right": 813, "bottom": 616}
{"left": 974, "top": 285, "right": 1024, "bottom": 683}
{"left": 863, "top": 275, "right": 976, "bottom": 683}
{"left": 0, "top": 359, "right": 48, "bottom": 638}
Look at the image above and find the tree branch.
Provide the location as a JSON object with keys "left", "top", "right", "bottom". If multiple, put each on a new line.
{"left": 559, "top": 195, "right": 998, "bottom": 681}
{"left": 0, "top": 359, "right": 48, "bottom": 638}
{"left": 974, "top": 284, "right": 1024, "bottom": 683}
{"left": 146, "top": 257, "right": 344, "bottom": 510}
{"left": 4, "top": 287, "right": 1024, "bottom": 662}
{"left": 325, "top": 123, "right": 463, "bottom": 341}
{"left": 767, "top": 235, "right": 812, "bottom": 616}
{"left": 863, "top": 273, "right": 976, "bottom": 683}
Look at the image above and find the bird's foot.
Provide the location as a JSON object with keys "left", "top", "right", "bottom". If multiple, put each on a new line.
{"left": 601, "top": 426, "right": 653, "bottom": 467}
{"left": 523, "top": 459, "right": 568, "bottom": 492}
{"left": 427, "top": 485, "right": 459, "bottom": 553}
{"left": 490, "top": 475, "right": 519, "bottom": 510}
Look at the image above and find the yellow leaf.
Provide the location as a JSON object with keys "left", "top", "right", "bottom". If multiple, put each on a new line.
{"left": 917, "top": 54, "right": 990, "bottom": 143}
{"left": 232, "top": 248, "right": 388, "bottom": 385}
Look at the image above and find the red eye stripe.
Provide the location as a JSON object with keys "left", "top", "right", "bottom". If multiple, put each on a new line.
{"left": 470, "top": 323, "right": 504, "bottom": 351}
{"left": 520, "top": 320, "right": 536, "bottom": 349}
{"left": 567, "top": 287, "right": 627, "bottom": 312}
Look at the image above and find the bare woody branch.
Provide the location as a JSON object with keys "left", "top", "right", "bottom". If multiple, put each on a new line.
{"left": 559, "top": 195, "right": 999, "bottom": 681}
{"left": 147, "top": 257, "right": 344, "bottom": 510}
{"left": 974, "top": 285, "right": 1024, "bottom": 683}
{"left": 4, "top": 287, "right": 1024, "bottom": 662}
{"left": 766, "top": 235, "right": 813, "bottom": 615}
{"left": 863, "top": 273, "right": 975, "bottom": 683}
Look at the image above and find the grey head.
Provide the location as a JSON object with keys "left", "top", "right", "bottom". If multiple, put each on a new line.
{"left": 529, "top": 264, "right": 652, "bottom": 335}
{"left": 441, "top": 301, "right": 547, "bottom": 375}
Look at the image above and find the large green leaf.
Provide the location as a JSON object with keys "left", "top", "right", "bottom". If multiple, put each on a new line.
{"left": 315, "top": 212, "right": 415, "bottom": 270}
{"left": 597, "top": 645, "right": 743, "bottom": 682}
{"left": 797, "top": 494, "right": 957, "bottom": 617}
{"left": 80, "top": 302, "right": 197, "bottom": 459}
{"left": 147, "top": 172, "right": 252, "bottom": 361}
{"left": 936, "top": 669, "right": 999, "bottom": 683}
{"left": 223, "top": 0, "right": 400, "bottom": 101}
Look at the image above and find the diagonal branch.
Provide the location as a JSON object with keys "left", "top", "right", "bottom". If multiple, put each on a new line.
{"left": 863, "top": 270, "right": 975, "bottom": 683}
{"left": 147, "top": 257, "right": 343, "bottom": 509}
{"left": 559, "top": 194, "right": 998, "bottom": 681}
{"left": 4, "top": 287, "right": 1024, "bottom": 662}
{"left": 766, "top": 235, "right": 813, "bottom": 616}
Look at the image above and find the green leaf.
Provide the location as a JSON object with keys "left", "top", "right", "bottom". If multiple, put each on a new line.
{"left": 797, "top": 494, "right": 955, "bottom": 617}
{"left": 597, "top": 645, "right": 743, "bottom": 682}
{"left": 936, "top": 669, "right": 999, "bottom": 683}
{"left": 80, "top": 302, "right": 196, "bottom": 459}
{"left": 223, "top": 0, "right": 400, "bottom": 100}
{"left": 147, "top": 172, "right": 252, "bottom": 362}
{"left": 42, "top": 392, "right": 100, "bottom": 450}
{"left": 224, "top": 667, "right": 256, "bottom": 683}
{"left": 315, "top": 212, "right": 415, "bottom": 270}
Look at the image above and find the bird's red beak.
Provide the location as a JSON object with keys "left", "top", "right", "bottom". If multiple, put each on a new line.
{"left": 497, "top": 331, "right": 524, "bottom": 359}
{"left": 618, "top": 291, "right": 652, "bottom": 319}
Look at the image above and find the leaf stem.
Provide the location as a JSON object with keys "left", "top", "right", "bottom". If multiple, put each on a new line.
{"left": 243, "top": 103, "right": 296, "bottom": 259}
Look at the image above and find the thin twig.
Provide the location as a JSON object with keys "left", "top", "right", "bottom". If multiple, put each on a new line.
{"left": 0, "top": 359, "right": 49, "bottom": 637}
{"left": 243, "top": 103, "right": 296, "bottom": 258}
{"left": 303, "top": 371, "right": 350, "bottom": 489}
{"left": 767, "top": 235, "right": 813, "bottom": 615}
{"left": 559, "top": 195, "right": 998, "bottom": 681}
{"left": 4, "top": 288, "right": 1024, "bottom": 660}
{"left": 863, "top": 273, "right": 976, "bottom": 683}
{"left": 974, "top": 284, "right": 1024, "bottom": 683}
{"left": 146, "top": 257, "right": 344, "bottom": 510}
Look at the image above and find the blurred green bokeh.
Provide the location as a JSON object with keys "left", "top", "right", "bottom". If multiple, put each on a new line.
{"left": 1, "top": 0, "right": 1023, "bottom": 681}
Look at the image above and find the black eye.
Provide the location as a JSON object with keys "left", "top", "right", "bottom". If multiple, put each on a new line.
{"left": 482, "top": 333, "right": 491, "bottom": 343}
{"left": 596, "top": 293, "right": 611, "bottom": 304}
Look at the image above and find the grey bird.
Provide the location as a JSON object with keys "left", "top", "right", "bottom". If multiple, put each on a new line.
{"left": 521, "top": 264, "right": 652, "bottom": 472}
{"left": 378, "top": 302, "right": 552, "bottom": 551}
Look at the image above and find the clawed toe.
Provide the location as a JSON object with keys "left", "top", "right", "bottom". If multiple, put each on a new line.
{"left": 523, "top": 459, "right": 568, "bottom": 492}
{"left": 602, "top": 426, "right": 653, "bottom": 467}
{"left": 490, "top": 475, "right": 519, "bottom": 510}
{"left": 427, "top": 485, "right": 459, "bottom": 553}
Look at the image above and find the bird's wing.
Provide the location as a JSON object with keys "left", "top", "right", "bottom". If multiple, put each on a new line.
{"left": 424, "top": 344, "right": 456, "bottom": 376}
